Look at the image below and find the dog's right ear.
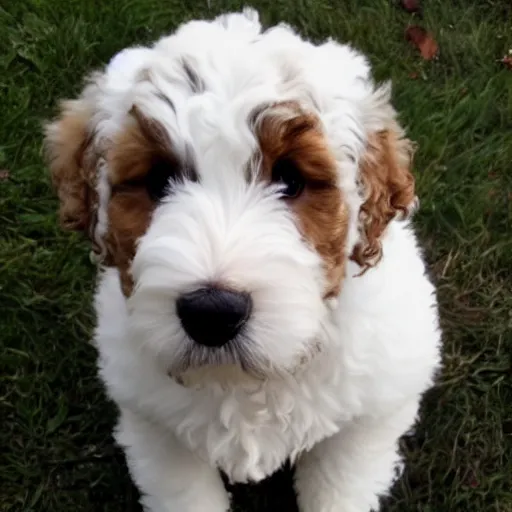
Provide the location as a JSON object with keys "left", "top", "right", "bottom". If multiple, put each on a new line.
{"left": 44, "top": 99, "right": 94, "bottom": 233}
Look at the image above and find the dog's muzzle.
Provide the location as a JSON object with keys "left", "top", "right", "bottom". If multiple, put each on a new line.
{"left": 176, "top": 286, "right": 253, "bottom": 347}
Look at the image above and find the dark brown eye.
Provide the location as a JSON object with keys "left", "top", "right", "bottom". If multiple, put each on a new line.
{"left": 271, "top": 158, "right": 305, "bottom": 198}
{"left": 145, "top": 159, "right": 175, "bottom": 201}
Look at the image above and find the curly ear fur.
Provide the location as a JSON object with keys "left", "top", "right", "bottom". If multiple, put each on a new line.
{"left": 43, "top": 100, "right": 94, "bottom": 232}
{"left": 351, "top": 124, "right": 417, "bottom": 270}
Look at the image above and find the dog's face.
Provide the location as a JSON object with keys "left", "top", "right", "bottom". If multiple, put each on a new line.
{"left": 45, "top": 9, "right": 416, "bottom": 381}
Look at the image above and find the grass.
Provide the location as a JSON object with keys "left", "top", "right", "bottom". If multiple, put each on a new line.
{"left": 1, "top": 0, "right": 511, "bottom": 510}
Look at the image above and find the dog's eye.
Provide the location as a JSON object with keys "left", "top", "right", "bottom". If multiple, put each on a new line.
{"left": 271, "top": 158, "right": 305, "bottom": 198}
{"left": 145, "top": 159, "right": 175, "bottom": 201}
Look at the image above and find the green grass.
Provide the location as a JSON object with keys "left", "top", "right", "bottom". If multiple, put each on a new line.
{"left": 1, "top": 0, "right": 511, "bottom": 510}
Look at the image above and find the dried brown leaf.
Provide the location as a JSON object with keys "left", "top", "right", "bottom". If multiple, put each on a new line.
{"left": 501, "top": 56, "right": 512, "bottom": 70}
{"left": 0, "top": 169, "right": 10, "bottom": 181}
{"left": 405, "top": 25, "right": 439, "bottom": 60}
{"left": 401, "top": 0, "right": 421, "bottom": 13}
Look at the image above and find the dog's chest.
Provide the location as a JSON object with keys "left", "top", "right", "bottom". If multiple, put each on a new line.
{"left": 169, "top": 365, "right": 345, "bottom": 484}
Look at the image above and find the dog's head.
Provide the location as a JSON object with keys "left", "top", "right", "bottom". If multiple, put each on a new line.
{"left": 44, "top": 9, "right": 416, "bottom": 382}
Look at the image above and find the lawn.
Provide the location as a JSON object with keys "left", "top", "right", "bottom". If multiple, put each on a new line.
{"left": 1, "top": 0, "right": 511, "bottom": 511}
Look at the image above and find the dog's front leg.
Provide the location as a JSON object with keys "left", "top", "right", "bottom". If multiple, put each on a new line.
{"left": 294, "top": 399, "right": 419, "bottom": 512}
{"left": 115, "top": 408, "right": 230, "bottom": 512}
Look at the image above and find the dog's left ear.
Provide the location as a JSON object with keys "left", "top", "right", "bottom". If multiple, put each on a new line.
{"left": 351, "top": 115, "right": 417, "bottom": 270}
{"left": 43, "top": 99, "right": 95, "bottom": 233}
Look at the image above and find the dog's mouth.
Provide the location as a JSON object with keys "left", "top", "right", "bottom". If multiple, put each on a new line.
{"left": 167, "top": 336, "right": 325, "bottom": 389}
{"left": 169, "top": 363, "right": 262, "bottom": 389}
{"left": 167, "top": 338, "right": 267, "bottom": 387}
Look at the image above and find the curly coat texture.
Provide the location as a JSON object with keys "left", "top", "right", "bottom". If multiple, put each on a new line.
{"left": 44, "top": 8, "right": 440, "bottom": 512}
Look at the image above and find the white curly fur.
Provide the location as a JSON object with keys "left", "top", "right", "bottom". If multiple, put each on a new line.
{"left": 65, "top": 8, "right": 441, "bottom": 512}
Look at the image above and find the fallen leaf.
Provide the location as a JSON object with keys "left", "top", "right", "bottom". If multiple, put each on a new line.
{"left": 469, "top": 476, "right": 479, "bottom": 489}
{"left": 408, "top": 71, "right": 419, "bottom": 79}
{"left": 501, "top": 56, "right": 512, "bottom": 69}
{"left": 405, "top": 25, "right": 439, "bottom": 60}
{"left": 401, "top": 0, "right": 421, "bottom": 13}
{"left": 0, "top": 169, "right": 9, "bottom": 180}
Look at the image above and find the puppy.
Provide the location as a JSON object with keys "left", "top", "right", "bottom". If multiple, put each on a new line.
{"left": 45, "top": 8, "right": 441, "bottom": 512}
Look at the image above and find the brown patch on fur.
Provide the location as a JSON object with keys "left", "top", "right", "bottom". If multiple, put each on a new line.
{"left": 108, "top": 120, "right": 156, "bottom": 186}
{"left": 108, "top": 109, "right": 177, "bottom": 186}
{"left": 256, "top": 103, "right": 348, "bottom": 297}
{"left": 105, "top": 112, "right": 178, "bottom": 294}
{"left": 104, "top": 188, "right": 154, "bottom": 296}
{"left": 131, "top": 105, "right": 173, "bottom": 155}
{"left": 44, "top": 100, "right": 95, "bottom": 231}
{"left": 45, "top": 101, "right": 178, "bottom": 296}
{"left": 351, "top": 128, "right": 416, "bottom": 271}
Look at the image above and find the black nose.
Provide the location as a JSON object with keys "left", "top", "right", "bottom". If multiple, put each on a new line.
{"left": 176, "top": 286, "right": 252, "bottom": 348}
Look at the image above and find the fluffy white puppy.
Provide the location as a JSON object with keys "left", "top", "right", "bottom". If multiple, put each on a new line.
{"left": 45, "top": 8, "right": 441, "bottom": 512}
